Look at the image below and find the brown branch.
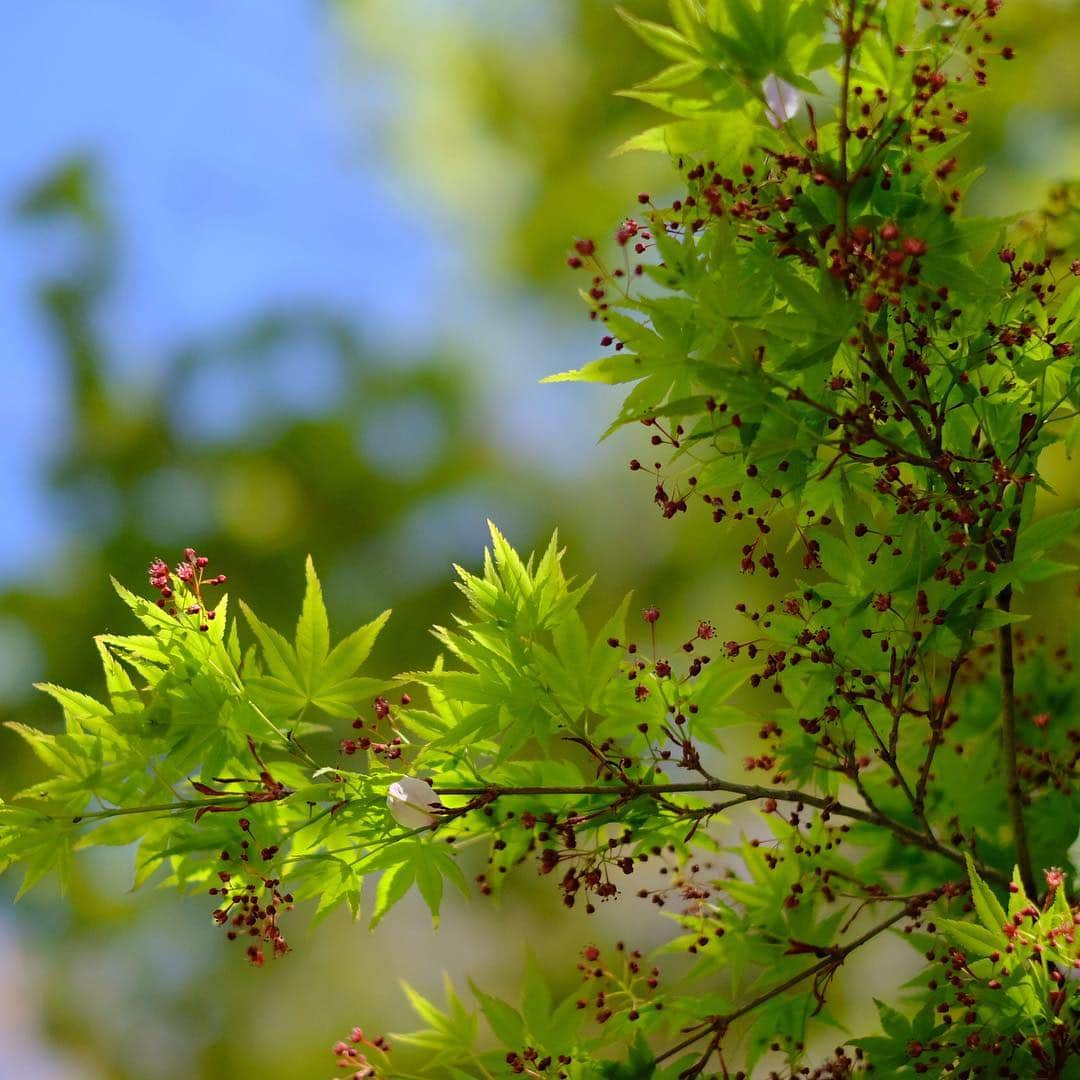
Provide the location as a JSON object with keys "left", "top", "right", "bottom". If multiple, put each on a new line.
{"left": 860, "top": 326, "right": 942, "bottom": 461}
{"left": 997, "top": 583, "right": 1037, "bottom": 898}
{"left": 914, "top": 648, "right": 968, "bottom": 824}
{"left": 990, "top": 490, "right": 1036, "bottom": 899}
{"left": 845, "top": 742, "right": 889, "bottom": 821}
{"left": 760, "top": 368, "right": 939, "bottom": 469}
{"left": 435, "top": 779, "right": 1007, "bottom": 884}
{"left": 654, "top": 903, "right": 911, "bottom": 1070}
{"left": 836, "top": 0, "right": 857, "bottom": 241}
{"left": 849, "top": 699, "right": 919, "bottom": 813}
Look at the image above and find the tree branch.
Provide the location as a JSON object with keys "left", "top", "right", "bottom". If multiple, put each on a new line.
{"left": 849, "top": 699, "right": 919, "bottom": 814}
{"left": 997, "top": 583, "right": 1037, "bottom": 897}
{"left": 859, "top": 326, "right": 942, "bottom": 461}
{"left": 836, "top": 0, "right": 857, "bottom": 241}
{"left": 654, "top": 902, "right": 912, "bottom": 1071}
{"left": 435, "top": 778, "right": 1007, "bottom": 884}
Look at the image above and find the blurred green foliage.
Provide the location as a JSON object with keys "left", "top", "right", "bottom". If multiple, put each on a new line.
{"left": 334, "top": 0, "right": 1080, "bottom": 286}
{"left": 1, "top": 156, "right": 584, "bottom": 1080}
{"left": 4, "top": 159, "right": 548, "bottom": 722}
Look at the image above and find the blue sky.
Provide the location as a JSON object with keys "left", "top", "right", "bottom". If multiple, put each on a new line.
{"left": 0, "top": 0, "right": 453, "bottom": 581}
{"left": 0, "top": 0, "right": 615, "bottom": 589}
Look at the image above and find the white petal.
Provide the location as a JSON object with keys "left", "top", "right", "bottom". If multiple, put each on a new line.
{"left": 387, "top": 776, "right": 441, "bottom": 829}
{"left": 762, "top": 74, "right": 799, "bottom": 128}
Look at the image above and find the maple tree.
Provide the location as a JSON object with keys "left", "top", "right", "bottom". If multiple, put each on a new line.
{"left": 5, "top": 2, "right": 1080, "bottom": 1076}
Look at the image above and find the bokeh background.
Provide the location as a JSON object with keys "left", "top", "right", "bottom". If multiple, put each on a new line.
{"left": 1, "top": 2, "right": 1077, "bottom": 1076}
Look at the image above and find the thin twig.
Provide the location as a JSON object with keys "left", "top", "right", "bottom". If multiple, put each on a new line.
{"left": 850, "top": 699, "right": 918, "bottom": 811}
{"left": 65, "top": 795, "right": 250, "bottom": 823}
{"left": 913, "top": 647, "right": 968, "bottom": 826}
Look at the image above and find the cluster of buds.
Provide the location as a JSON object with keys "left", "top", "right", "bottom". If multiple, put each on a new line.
{"left": 543, "top": 845, "right": 630, "bottom": 910}
{"left": 601, "top": 606, "right": 765, "bottom": 799}
{"left": 504, "top": 1048, "right": 572, "bottom": 1076}
{"left": 631, "top": 850, "right": 715, "bottom": 915}
{"left": 918, "top": 892, "right": 1080, "bottom": 1073}
{"left": 331, "top": 1026, "right": 390, "bottom": 1080}
{"left": 575, "top": 941, "right": 661, "bottom": 1026}
{"left": 849, "top": 223, "right": 930, "bottom": 311}
{"left": 209, "top": 839, "right": 293, "bottom": 966}
{"left": 341, "top": 693, "right": 412, "bottom": 761}
{"left": 147, "top": 546, "right": 226, "bottom": 631}
{"left": 800, "top": 1049, "right": 867, "bottom": 1077}
{"left": 504, "top": 1048, "right": 573, "bottom": 1076}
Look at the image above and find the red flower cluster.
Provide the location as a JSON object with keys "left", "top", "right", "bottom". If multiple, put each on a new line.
{"left": 147, "top": 546, "right": 226, "bottom": 630}
{"left": 331, "top": 1025, "right": 390, "bottom": 1079}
